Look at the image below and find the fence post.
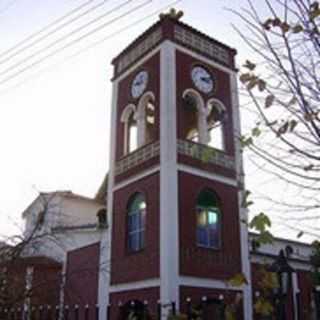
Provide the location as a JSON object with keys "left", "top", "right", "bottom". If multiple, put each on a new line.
{"left": 118, "top": 302, "right": 123, "bottom": 320}
{"left": 55, "top": 305, "right": 60, "bottom": 320}
{"left": 24, "top": 306, "right": 29, "bottom": 320}
{"left": 9, "top": 307, "right": 14, "bottom": 320}
{"left": 46, "top": 305, "right": 52, "bottom": 320}
{"left": 143, "top": 301, "right": 148, "bottom": 320}
{"left": 186, "top": 298, "right": 192, "bottom": 320}
{"left": 201, "top": 296, "right": 207, "bottom": 320}
{"left": 106, "top": 304, "right": 111, "bottom": 320}
{"left": 74, "top": 305, "right": 79, "bottom": 320}
{"left": 38, "top": 305, "right": 43, "bottom": 320}
{"left": 65, "top": 305, "right": 69, "bottom": 320}
{"left": 84, "top": 304, "right": 89, "bottom": 320}
{"left": 157, "top": 301, "right": 161, "bottom": 320}
{"left": 95, "top": 304, "right": 99, "bottom": 320}
{"left": 171, "top": 302, "right": 176, "bottom": 317}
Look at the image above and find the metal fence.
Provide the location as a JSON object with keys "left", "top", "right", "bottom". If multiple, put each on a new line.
{"left": 0, "top": 297, "right": 226, "bottom": 320}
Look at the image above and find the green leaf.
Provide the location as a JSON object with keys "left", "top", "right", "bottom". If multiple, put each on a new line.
{"left": 249, "top": 213, "right": 271, "bottom": 232}
{"left": 262, "top": 18, "right": 273, "bottom": 30}
{"left": 246, "top": 77, "right": 259, "bottom": 90}
{"left": 254, "top": 298, "right": 274, "bottom": 316}
{"left": 281, "top": 22, "right": 290, "bottom": 33}
{"left": 239, "top": 73, "right": 253, "bottom": 83}
{"left": 252, "top": 127, "right": 261, "bottom": 137}
{"left": 258, "top": 79, "right": 266, "bottom": 92}
{"left": 289, "top": 119, "right": 298, "bottom": 132}
{"left": 243, "top": 60, "right": 256, "bottom": 71}
{"left": 257, "top": 230, "right": 274, "bottom": 245}
{"left": 240, "top": 136, "right": 253, "bottom": 148}
{"left": 292, "top": 24, "right": 303, "bottom": 33}
{"left": 225, "top": 307, "right": 235, "bottom": 320}
{"left": 241, "top": 190, "right": 254, "bottom": 208}
{"left": 277, "top": 121, "right": 289, "bottom": 136}
{"left": 288, "top": 96, "right": 297, "bottom": 106}
{"left": 272, "top": 18, "right": 281, "bottom": 27}
{"left": 265, "top": 95, "right": 275, "bottom": 108}
{"left": 228, "top": 273, "right": 248, "bottom": 287}
{"left": 297, "top": 231, "right": 304, "bottom": 238}
{"left": 304, "top": 164, "right": 314, "bottom": 171}
{"left": 310, "top": 7, "right": 320, "bottom": 19}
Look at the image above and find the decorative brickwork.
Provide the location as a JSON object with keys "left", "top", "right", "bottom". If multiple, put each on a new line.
{"left": 174, "top": 26, "right": 230, "bottom": 65}
{"left": 117, "top": 28, "right": 162, "bottom": 74}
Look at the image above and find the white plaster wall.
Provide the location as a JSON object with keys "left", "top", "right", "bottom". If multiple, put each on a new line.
{"left": 249, "top": 234, "right": 312, "bottom": 263}
{"left": 58, "top": 196, "right": 104, "bottom": 227}
{"left": 22, "top": 193, "right": 105, "bottom": 263}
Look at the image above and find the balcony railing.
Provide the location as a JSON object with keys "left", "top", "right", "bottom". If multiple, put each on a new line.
{"left": 177, "top": 139, "right": 235, "bottom": 171}
{"left": 115, "top": 141, "right": 160, "bottom": 176}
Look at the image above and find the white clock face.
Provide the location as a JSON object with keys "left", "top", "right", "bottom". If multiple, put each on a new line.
{"left": 191, "top": 66, "right": 214, "bottom": 93}
{"left": 131, "top": 71, "right": 148, "bottom": 98}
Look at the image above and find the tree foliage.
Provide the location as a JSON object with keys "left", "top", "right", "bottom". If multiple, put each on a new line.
{"left": 233, "top": 0, "right": 320, "bottom": 237}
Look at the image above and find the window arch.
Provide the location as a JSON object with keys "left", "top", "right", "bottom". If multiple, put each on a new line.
{"left": 182, "top": 90, "right": 226, "bottom": 150}
{"left": 196, "top": 189, "right": 221, "bottom": 249}
{"left": 137, "top": 91, "right": 156, "bottom": 147}
{"left": 207, "top": 98, "right": 226, "bottom": 150}
{"left": 127, "top": 193, "right": 146, "bottom": 252}
{"left": 120, "top": 92, "right": 156, "bottom": 156}
{"left": 121, "top": 104, "right": 138, "bottom": 155}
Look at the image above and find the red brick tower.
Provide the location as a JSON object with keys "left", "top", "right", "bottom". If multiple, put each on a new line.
{"left": 99, "top": 10, "right": 252, "bottom": 319}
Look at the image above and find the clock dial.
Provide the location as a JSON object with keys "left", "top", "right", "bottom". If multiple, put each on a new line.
{"left": 131, "top": 71, "right": 148, "bottom": 98}
{"left": 191, "top": 66, "right": 214, "bottom": 93}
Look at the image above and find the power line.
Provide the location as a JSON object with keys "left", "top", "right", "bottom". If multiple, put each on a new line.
{"left": 0, "top": 0, "right": 134, "bottom": 77}
{"left": 0, "top": 0, "right": 182, "bottom": 96}
{"left": 0, "top": 0, "right": 96, "bottom": 58}
{"left": 0, "top": 0, "right": 153, "bottom": 86}
{"left": 0, "top": 0, "right": 111, "bottom": 66}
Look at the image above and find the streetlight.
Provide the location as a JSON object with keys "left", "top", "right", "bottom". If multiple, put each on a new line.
{"left": 268, "top": 249, "right": 294, "bottom": 320}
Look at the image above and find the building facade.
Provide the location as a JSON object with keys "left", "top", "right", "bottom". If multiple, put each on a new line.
{"left": 100, "top": 10, "right": 252, "bottom": 319}
{"left": 2, "top": 11, "right": 317, "bottom": 320}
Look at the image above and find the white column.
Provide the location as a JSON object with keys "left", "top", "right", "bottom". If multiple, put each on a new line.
{"left": 160, "top": 40, "right": 179, "bottom": 317}
{"left": 136, "top": 107, "right": 146, "bottom": 147}
{"left": 98, "top": 80, "right": 119, "bottom": 319}
{"left": 292, "top": 273, "right": 299, "bottom": 320}
{"left": 230, "top": 71, "right": 253, "bottom": 320}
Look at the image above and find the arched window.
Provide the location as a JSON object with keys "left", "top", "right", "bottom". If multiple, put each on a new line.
{"left": 196, "top": 189, "right": 221, "bottom": 249}
{"left": 145, "top": 101, "right": 156, "bottom": 144}
{"left": 128, "top": 112, "right": 138, "bottom": 153}
{"left": 137, "top": 92, "right": 156, "bottom": 147}
{"left": 121, "top": 104, "right": 138, "bottom": 155}
{"left": 183, "top": 89, "right": 203, "bottom": 143}
{"left": 182, "top": 90, "right": 226, "bottom": 149}
{"left": 127, "top": 193, "right": 146, "bottom": 252}
{"left": 207, "top": 99, "right": 226, "bottom": 151}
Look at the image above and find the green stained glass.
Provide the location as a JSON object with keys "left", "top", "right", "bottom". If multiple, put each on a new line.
{"left": 128, "top": 193, "right": 146, "bottom": 213}
{"left": 197, "top": 190, "right": 218, "bottom": 207}
{"left": 208, "top": 210, "right": 218, "bottom": 225}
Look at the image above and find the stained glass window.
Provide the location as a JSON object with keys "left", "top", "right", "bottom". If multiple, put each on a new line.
{"left": 127, "top": 193, "right": 146, "bottom": 252}
{"left": 196, "top": 190, "right": 221, "bottom": 249}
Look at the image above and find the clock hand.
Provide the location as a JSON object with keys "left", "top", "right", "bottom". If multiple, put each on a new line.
{"left": 201, "top": 76, "right": 211, "bottom": 84}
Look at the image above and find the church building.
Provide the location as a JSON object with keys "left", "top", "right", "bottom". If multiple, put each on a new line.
{"left": 98, "top": 9, "right": 255, "bottom": 319}
{"left": 4, "top": 9, "right": 315, "bottom": 320}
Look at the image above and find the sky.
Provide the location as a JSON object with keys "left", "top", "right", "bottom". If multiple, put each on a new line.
{"left": 0, "top": 0, "right": 307, "bottom": 240}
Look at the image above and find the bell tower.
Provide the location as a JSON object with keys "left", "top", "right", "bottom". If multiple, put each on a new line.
{"left": 99, "top": 10, "right": 252, "bottom": 319}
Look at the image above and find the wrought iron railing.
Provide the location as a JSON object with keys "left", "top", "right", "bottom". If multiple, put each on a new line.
{"left": 115, "top": 141, "right": 160, "bottom": 176}
{"left": 177, "top": 139, "right": 235, "bottom": 171}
